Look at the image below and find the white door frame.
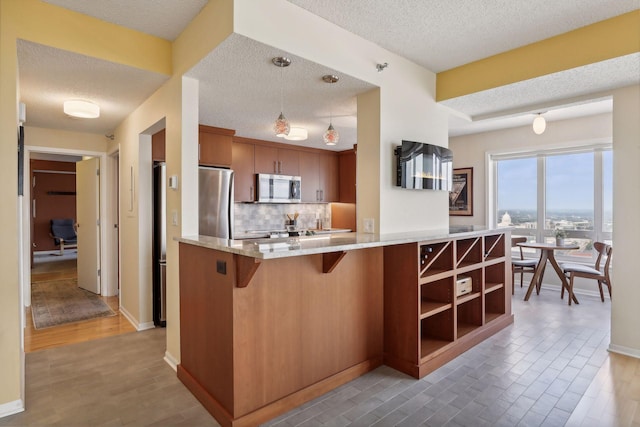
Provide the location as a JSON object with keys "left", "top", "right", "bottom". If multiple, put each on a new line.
{"left": 20, "top": 145, "right": 111, "bottom": 309}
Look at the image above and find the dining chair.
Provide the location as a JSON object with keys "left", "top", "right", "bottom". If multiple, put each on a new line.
{"left": 561, "top": 242, "right": 612, "bottom": 306}
{"left": 511, "top": 236, "right": 537, "bottom": 295}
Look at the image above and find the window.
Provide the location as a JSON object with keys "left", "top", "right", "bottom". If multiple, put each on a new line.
{"left": 493, "top": 146, "right": 612, "bottom": 262}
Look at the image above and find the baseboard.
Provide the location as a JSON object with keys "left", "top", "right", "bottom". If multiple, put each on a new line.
{"left": 608, "top": 344, "right": 640, "bottom": 359}
{"left": 138, "top": 321, "right": 155, "bottom": 331}
{"left": 164, "top": 351, "right": 178, "bottom": 372}
{"left": 0, "top": 399, "right": 24, "bottom": 419}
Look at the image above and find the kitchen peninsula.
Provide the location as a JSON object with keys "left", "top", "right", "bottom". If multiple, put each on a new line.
{"left": 177, "top": 227, "right": 513, "bottom": 427}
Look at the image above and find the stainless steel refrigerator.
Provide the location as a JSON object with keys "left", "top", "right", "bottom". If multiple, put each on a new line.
{"left": 153, "top": 162, "right": 167, "bottom": 327}
{"left": 199, "top": 166, "right": 234, "bottom": 239}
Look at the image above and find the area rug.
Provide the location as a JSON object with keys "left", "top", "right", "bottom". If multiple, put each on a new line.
{"left": 31, "top": 278, "right": 116, "bottom": 329}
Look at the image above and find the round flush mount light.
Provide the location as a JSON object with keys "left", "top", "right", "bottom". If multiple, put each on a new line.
{"left": 63, "top": 100, "right": 100, "bottom": 119}
{"left": 284, "top": 127, "right": 308, "bottom": 141}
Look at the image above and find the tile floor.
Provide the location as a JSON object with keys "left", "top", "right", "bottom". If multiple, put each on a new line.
{"left": 1, "top": 284, "right": 635, "bottom": 426}
{"left": 266, "top": 285, "right": 613, "bottom": 427}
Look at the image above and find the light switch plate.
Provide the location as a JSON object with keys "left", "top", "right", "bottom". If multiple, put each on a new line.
{"left": 363, "top": 218, "right": 375, "bottom": 233}
{"left": 171, "top": 210, "right": 178, "bottom": 226}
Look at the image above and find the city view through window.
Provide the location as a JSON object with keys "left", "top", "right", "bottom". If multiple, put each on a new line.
{"left": 496, "top": 149, "right": 612, "bottom": 260}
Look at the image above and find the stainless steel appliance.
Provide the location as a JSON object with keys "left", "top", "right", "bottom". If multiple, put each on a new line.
{"left": 153, "top": 162, "right": 167, "bottom": 327}
{"left": 199, "top": 166, "right": 234, "bottom": 239}
{"left": 256, "top": 173, "right": 301, "bottom": 203}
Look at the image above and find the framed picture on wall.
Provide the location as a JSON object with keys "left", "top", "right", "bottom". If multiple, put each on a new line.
{"left": 449, "top": 167, "right": 473, "bottom": 216}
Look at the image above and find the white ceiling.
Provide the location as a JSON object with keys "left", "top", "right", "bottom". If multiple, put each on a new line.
{"left": 20, "top": 1, "right": 640, "bottom": 144}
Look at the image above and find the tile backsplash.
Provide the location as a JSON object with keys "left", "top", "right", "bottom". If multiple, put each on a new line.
{"left": 234, "top": 203, "right": 330, "bottom": 233}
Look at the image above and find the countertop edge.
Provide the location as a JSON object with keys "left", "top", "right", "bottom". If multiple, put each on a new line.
{"left": 176, "top": 227, "right": 511, "bottom": 259}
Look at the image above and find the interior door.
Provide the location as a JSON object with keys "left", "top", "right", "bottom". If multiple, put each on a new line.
{"left": 76, "top": 157, "right": 101, "bottom": 294}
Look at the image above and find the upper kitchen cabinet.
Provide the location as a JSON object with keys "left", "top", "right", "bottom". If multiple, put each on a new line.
{"left": 318, "top": 152, "right": 339, "bottom": 202}
{"left": 254, "top": 144, "right": 300, "bottom": 176}
{"left": 338, "top": 148, "right": 356, "bottom": 203}
{"left": 199, "top": 125, "right": 234, "bottom": 167}
{"left": 152, "top": 129, "right": 166, "bottom": 162}
{"left": 231, "top": 141, "right": 255, "bottom": 202}
{"left": 299, "top": 151, "right": 338, "bottom": 202}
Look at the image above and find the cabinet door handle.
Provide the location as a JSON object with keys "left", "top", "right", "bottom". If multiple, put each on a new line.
{"left": 250, "top": 186, "right": 254, "bottom": 201}
{"left": 278, "top": 161, "right": 282, "bottom": 174}
{"left": 273, "top": 161, "right": 277, "bottom": 173}
{"left": 198, "top": 143, "right": 201, "bottom": 161}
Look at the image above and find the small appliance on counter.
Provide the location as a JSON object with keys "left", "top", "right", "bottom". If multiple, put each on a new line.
{"left": 456, "top": 275, "right": 472, "bottom": 297}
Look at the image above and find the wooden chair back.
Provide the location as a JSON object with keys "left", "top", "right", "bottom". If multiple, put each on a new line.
{"left": 593, "top": 241, "right": 613, "bottom": 281}
{"left": 511, "top": 236, "right": 528, "bottom": 259}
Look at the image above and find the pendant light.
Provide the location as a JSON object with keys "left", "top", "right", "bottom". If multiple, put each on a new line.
{"left": 272, "top": 57, "right": 291, "bottom": 137}
{"left": 532, "top": 113, "right": 546, "bottom": 135}
{"left": 322, "top": 74, "right": 339, "bottom": 146}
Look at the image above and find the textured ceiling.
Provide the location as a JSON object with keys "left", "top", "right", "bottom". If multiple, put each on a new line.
{"left": 42, "top": 0, "right": 207, "bottom": 41}
{"left": 187, "top": 35, "right": 375, "bottom": 150}
{"left": 20, "top": 1, "right": 640, "bottom": 141}
{"left": 287, "top": 0, "right": 640, "bottom": 73}
{"left": 17, "top": 40, "right": 169, "bottom": 135}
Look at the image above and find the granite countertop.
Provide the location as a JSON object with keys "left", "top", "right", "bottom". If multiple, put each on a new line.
{"left": 177, "top": 226, "right": 507, "bottom": 259}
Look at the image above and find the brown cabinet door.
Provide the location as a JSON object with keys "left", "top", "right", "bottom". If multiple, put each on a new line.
{"left": 339, "top": 150, "right": 356, "bottom": 203}
{"left": 199, "top": 130, "right": 232, "bottom": 167}
{"left": 277, "top": 148, "right": 300, "bottom": 176}
{"left": 232, "top": 142, "right": 255, "bottom": 202}
{"left": 299, "top": 151, "right": 320, "bottom": 202}
{"left": 254, "top": 145, "right": 278, "bottom": 174}
{"left": 319, "top": 152, "right": 339, "bottom": 202}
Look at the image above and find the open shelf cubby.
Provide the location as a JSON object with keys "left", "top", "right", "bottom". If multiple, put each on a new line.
{"left": 383, "top": 230, "right": 512, "bottom": 379}
{"left": 420, "top": 277, "right": 453, "bottom": 319}
{"left": 484, "top": 234, "right": 505, "bottom": 260}
{"left": 419, "top": 241, "right": 454, "bottom": 280}
{"left": 484, "top": 262, "right": 506, "bottom": 294}
{"left": 456, "top": 238, "right": 483, "bottom": 268}
{"left": 420, "top": 308, "right": 454, "bottom": 360}
{"left": 456, "top": 297, "right": 482, "bottom": 339}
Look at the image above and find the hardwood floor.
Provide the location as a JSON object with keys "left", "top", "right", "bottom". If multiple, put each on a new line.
{"left": 26, "top": 256, "right": 136, "bottom": 353}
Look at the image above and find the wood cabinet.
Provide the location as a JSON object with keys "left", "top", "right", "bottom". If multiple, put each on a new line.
{"left": 299, "top": 151, "right": 338, "bottom": 202}
{"left": 383, "top": 231, "right": 513, "bottom": 379}
{"left": 254, "top": 145, "right": 299, "bottom": 175}
{"left": 339, "top": 149, "right": 356, "bottom": 203}
{"left": 231, "top": 141, "right": 255, "bottom": 202}
{"left": 151, "top": 129, "right": 166, "bottom": 162}
{"left": 198, "top": 125, "right": 234, "bottom": 167}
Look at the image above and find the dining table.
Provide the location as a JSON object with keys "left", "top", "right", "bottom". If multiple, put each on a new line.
{"left": 517, "top": 241, "right": 580, "bottom": 303}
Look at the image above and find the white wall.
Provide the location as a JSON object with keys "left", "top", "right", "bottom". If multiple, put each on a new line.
{"left": 610, "top": 84, "right": 640, "bottom": 357}
{"left": 234, "top": 0, "right": 449, "bottom": 234}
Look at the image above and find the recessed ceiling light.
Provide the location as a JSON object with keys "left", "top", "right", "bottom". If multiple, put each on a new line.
{"left": 64, "top": 100, "right": 100, "bottom": 119}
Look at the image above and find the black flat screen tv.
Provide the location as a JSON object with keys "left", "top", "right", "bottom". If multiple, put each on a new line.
{"left": 395, "top": 140, "right": 453, "bottom": 191}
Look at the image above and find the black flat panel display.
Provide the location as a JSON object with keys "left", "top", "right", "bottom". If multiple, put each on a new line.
{"left": 395, "top": 140, "right": 453, "bottom": 191}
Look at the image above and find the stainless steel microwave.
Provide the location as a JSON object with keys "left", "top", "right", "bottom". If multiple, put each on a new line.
{"left": 256, "top": 174, "right": 301, "bottom": 203}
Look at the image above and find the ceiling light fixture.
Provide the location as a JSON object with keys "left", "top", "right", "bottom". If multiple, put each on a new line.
{"left": 63, "top": 99, "right": 100, "bottom": 119}
{"left": 272, "top": 56, "right": 292, "bottom": 137}
{"left": 284, "top": 127, "right": 308, "bottom": 141}
{"left": 532, "top": 113, "right": 546, "bottom": 135}
{"left": 322, "top": 74, "right": 339, "bottom": 146}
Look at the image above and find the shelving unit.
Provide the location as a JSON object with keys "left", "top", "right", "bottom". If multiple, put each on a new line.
{"left": 384, "top": 230, "right": 513, "bottom": 379}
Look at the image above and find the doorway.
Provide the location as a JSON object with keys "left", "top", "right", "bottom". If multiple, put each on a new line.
{"left": 22, "top": 146, "right": 133, "bottom": 352}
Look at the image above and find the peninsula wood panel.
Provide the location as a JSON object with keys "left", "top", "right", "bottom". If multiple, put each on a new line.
{"left": 233, "top": 247, "right": 383, "bottom": 416}
{"left": 178, "top": 244, "right": 384, "bottom": 424}
{"left": 179, "top": 243, "right": 235, "bottom": 412}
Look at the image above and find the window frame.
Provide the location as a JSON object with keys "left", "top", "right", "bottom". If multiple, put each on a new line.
{"left": 488, "top": 141, "right": 612, "bottom": 263}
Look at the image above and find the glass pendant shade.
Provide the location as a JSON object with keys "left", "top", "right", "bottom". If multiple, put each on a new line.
{"left": 323, "top": 123, "right": 339, "bottom": 146}
{"left": 532, "top": 115, "right": 546, "bottom": 135}
{"left": 274, "top": 112, "right": 290, "bottom": 137}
